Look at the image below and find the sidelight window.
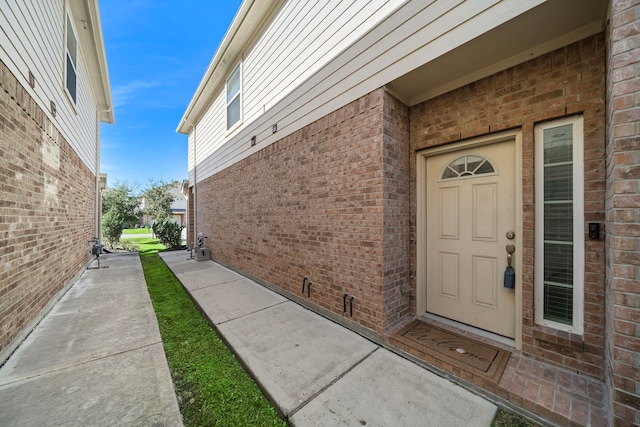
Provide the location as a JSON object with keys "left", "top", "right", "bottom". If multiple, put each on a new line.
{"left": 535, "top": 116, "right": 584, "bottom": 334}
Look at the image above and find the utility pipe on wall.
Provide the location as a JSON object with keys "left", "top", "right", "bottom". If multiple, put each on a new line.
{"left": 183, "top": 119, "right": 197, "bottom": 246}
{"left": 193, "top": 123, "right": 198, "bottom": 247}
{"left": 95, "top": 108, "right": 111, "bottom": 242}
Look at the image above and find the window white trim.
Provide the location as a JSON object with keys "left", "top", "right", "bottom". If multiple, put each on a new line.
{"left": 226, "top": 62, "right": 242, "bottom": 131}
{"left": 534, "top": 116, "right": 584, "bottom": 335}
{"left": 64, "top": 11, "right": 78, "bottom": 106}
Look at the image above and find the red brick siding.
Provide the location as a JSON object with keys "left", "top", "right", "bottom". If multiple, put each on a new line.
{"left": 186, "top": 186, "right": 194, "bottom": 248}
{"left": 382, "top": 94, "right": 412, "bottom": 330}
{"left": 410, "top": 35, "right": 607, "bottom": 378}
{"left": 198, "top": 89, "right": 411, "bottom": 333}
{"left": 0, "top": 60, "right": 95, "bottom": 354}
{"left": 606, "top": 1, "right": 640, "bottom": 424}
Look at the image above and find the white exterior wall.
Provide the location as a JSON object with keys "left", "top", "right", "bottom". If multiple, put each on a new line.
{"left": 242, "top": 0, "right": 404, "bottom": 121}
{"left": 189, "top": 0, "right": 549, "bottom": 184}
{"left": 0, "top": 0, "right": 99, "bottom": 172}
{"left": 189, "top": 0, "right": 405, "bottom": 182}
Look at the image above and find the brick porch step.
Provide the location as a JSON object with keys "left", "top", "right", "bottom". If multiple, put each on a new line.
{"left": 386, "top": 321, "right": 607, "bottom": 426}
{"left": 498, "top": 354, "right": 607, "bottom": 426}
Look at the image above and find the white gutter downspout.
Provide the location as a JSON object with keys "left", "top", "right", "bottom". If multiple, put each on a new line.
{"left": 193, "top": 123, "right": 198, "bottom": 247}
{"left": 95, "top": 108, "right": 111, "bottom": 242}
{"left": 183, "top": 120, "right": 197, "bottom": 246}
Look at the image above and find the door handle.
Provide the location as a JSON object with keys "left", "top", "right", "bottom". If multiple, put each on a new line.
{"left": 506, "top": 244, "right": 515, "bottom": 256}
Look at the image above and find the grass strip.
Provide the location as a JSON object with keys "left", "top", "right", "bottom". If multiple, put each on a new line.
{"left": 492, "top": 408, "right": 540, "bottom": 426}
{"left": 126, "top": 237, "right": 166, "bottom": 254}
{"left": 140, "top": 252, "right": 287, "bottom": 427}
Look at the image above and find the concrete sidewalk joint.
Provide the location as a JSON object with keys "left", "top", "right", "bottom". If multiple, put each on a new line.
{"left": 0, "top": 253, "right": 183, "bottom": 427}
{"left": 160, "top": 251, "right": 497, "bottom": 427}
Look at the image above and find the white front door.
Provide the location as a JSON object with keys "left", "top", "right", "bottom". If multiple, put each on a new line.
{"left": 426, "top": 139, "right": 516, "bottom": 338}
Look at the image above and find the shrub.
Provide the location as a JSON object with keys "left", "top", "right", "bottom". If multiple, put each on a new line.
{"left": 121, "top": 240, "right": 138, "bottom": 252}
{"left": 102, "top": 208, "right": 124, "bottom": 249}
{"left": 152, "top": 220, "right": 184, "bottom": 249}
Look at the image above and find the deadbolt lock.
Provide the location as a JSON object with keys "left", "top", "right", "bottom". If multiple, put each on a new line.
{"left": 506, "top": 230, "right": 515, "bottom": 240}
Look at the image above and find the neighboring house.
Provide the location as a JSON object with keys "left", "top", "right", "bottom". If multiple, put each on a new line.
{"left": 178, "top": 0, "right": 637, "bottom": 424}
{"left": 0, "top": 1, "right": 113, "bottom": 362}
{"left": 140, "top": 181, "right": 188, "bottom": 227}
{"left": 169, "top": 183, "right": 187, "bottom": 226}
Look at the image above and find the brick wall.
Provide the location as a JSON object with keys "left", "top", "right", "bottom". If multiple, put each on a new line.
{"left": 606, "top": 1, "right": 640, "bottom": 424}
{"left": 186, "top": 186, "right": 194, "bottom": 248}
{"left": 197, "top": 88, "right": 413, "bottom": 333}
{"left": 410, "top": 35, "right": 607, "bottom": 379}
{"left": 0, "top": 60, "right": 95, "bottom": 355}
{"left": 382, "top": 94, "right": 412, "bottom": 329}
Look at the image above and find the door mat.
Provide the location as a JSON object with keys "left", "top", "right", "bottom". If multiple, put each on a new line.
{"left": 393, "top": 320, "right": 510, "bottom": 383}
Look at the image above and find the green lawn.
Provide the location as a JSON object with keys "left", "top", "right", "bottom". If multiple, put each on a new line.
{"left": 139, "top": 251, "right": 286, "bottom": 427}
{"left": 131, "top": 237, "right": 166, "bottom": 255}
{"left": 122, "top": 227, "right": 152, "bottom": 234}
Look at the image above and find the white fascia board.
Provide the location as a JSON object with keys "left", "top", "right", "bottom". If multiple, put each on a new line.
{"left": 87, "top": 0, "right": 114, "bottom": 123}
{"left": 177, "top": 0, "right": 282, "bottom": 134}
{"left": 70, "top": 0, "right": 114, "bottom": 123}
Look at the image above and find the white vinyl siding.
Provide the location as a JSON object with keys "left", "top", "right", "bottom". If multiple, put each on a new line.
{"left": 534, "top": 116, "right": 584, "bottom": 335}
{"left": 188, "top": 0, "right": 546, "bottom": 182}
{"left": 242, "top": 0, "right": 400, "bottom": 120}
{"left": 0, "top": 0, "right": 99, "bottom": 172}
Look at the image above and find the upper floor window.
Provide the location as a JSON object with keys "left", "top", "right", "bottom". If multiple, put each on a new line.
{"left": 65, "top": 14, "right": 78, "bottom": 104}
{"left": 534, "top": 116, "right": 584, "bottom": 334}
{"left": 226, "top": 63, "right": 241, "bottom": 130}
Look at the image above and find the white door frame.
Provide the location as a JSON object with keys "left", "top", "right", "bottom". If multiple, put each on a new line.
{"left": 416, "top": 129, "right": 523, "bottom": 349}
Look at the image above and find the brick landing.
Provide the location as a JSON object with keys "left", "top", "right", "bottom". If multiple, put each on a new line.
{"left": 386, "top": 318, "right": 607, "bottom": 426}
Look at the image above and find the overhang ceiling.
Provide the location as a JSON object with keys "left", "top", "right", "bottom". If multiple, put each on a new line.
{"left": 386, "top": 0, "right": 608, "bottom": 107}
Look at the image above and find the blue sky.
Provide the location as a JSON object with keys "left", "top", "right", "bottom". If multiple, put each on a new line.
{"left": 99, "top": 0, "right": 242, "bottom": 192}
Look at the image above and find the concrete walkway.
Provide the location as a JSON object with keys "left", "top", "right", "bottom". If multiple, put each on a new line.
{"left": 120, "top": 233, "right": 154, "bottom": 239}
{"left": 0, "top": 253, "right": 182, "bottom": 427}
{"left": 160, "top": 251, "right": 498, "bottom": 426}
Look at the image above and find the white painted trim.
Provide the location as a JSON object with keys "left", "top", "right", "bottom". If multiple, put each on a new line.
{"left": 416, "top": 153, "right": 427, "bottom": 316}
{"left": 416, "top": 129, "right": 523, "bottom": 349}
{"left": 534, "top": 116, "right": 584, "bottom": 335}
{"left": 514, "top": 130, "right": 523, "bottom": 350}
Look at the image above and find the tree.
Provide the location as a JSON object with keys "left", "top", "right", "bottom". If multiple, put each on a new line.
{"left": 102, "top": 182, "right": 140, "bottom": 223}
{"left": 142, "top": 180, "right": 178, "bottom": 224}
{"left": 101, "top": 182, "right": 140, "bottom": 247}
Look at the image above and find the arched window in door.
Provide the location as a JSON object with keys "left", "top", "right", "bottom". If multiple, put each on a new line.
{"left": 440, "top": 154, "right": 497, "bottom": 181}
